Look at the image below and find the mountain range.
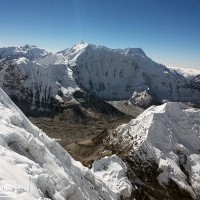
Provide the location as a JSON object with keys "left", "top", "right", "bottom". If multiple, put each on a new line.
{"left": 0, "top": 42, "right": 200, "bottom": 199}
{"left": 1, "top": 42, "right": 200, "bottom": 111}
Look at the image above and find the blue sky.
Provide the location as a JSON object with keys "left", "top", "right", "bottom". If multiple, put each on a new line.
{"left": 0, "top": 0, "right": 199, "bottom": 68}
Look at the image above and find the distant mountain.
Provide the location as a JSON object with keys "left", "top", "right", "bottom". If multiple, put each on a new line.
{"left": 107, "top": 102, "right": 200, "bottom": 199}
{"left": 0, "top": 44, "right": 48, "bottom": 61}
{"left": 66, "top": 42, "right": 200, "bottom": 105}
{"left": 0, "top": 42, "right": 200, "bottom": 111}
{"left": 0, "top": 59, "right": 78, "bottom": 109}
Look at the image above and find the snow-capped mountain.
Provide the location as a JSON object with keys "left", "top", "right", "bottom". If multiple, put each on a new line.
{"left": 0, "top": 87, "right": 131, "bottom": 199}
{"left": 1, "top": 42, "right": 200, "bottom": 110}
{"left": 0, "top": 44, "right": 48, "bottom": 61}
{"left": 0, "top": 57, "right": 78, "bottom": 107}
{"left": 66, "top": 42, "right": 200, "bottom": 105}
{"left": 0, "top": 44, "right": 79, "bottom": 110}
{"left": 107, "top": 102, "right": 200, "bottom": 199}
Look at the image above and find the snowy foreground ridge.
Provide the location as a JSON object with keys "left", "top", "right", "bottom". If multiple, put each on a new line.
{"left": 110, "top": 102, "right": 200, "bottom": 199}
{"left": 0, "top": 88, "right": 131, "bottom": 200}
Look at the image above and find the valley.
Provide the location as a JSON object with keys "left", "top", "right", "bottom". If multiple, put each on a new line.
{"left": 26, "top": 91, "right": 143, "bottom": 166}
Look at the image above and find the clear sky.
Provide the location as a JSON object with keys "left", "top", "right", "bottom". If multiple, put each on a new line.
{"left": 0, "top": 0, "right": 199, "bottom": 68}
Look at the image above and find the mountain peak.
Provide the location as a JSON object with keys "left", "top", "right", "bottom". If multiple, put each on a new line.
{"left": 21, "top": 44, "right": 38, "bottom": 50}
{"left": 79, "top": 40, "right": 86, "bottom": 44}
{"left": 72, "top": 41, "right": 89, "bottom": 51}
{"left": 23, "top": 44, "right": 31, "bottom": 48}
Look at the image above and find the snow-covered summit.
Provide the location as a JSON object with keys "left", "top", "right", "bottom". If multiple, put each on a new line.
{"left": 0, "top": 44, "right": 48, "bottom": 61}
{"left": 109, "top": 102, "right": 200, "bottom": 199}
{"left": 66, "top": 42, "right": 147, "bottom": 64}
{"left": 0, "top": 87, "right": 131, "bottom": 199}
{"left": 64, "top": 43, "right": 200, "bottom": 105}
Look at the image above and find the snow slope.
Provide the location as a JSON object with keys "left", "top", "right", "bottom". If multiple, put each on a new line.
{"left": 66, "top": 42, "right": 200, "bottom": 104}
{"left": 109, "top": 102, "right": 200, "bottom": 199}
{"left": 0, "top": 87, "right": 131, "bottom": 199}
{"left": 35, "top": 52, "right": 68, "bottom": 65}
